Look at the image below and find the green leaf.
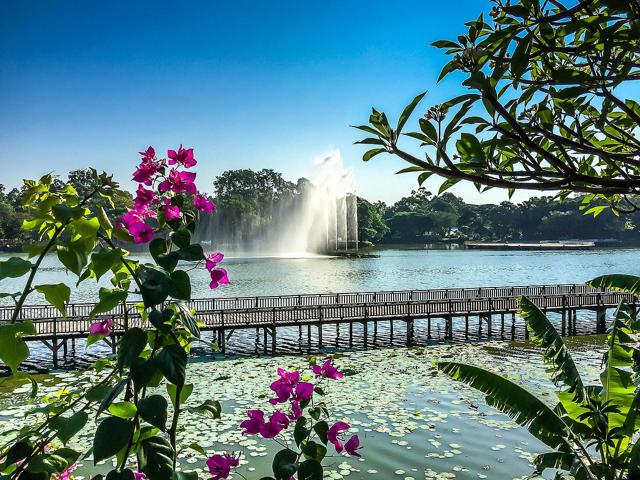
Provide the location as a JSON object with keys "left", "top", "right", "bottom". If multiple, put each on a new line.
{"left": 170, "top": 229, "right": 191, "bottom": 249}
{"left": 89, "top": 288, "right": 128, "bottom": 319}
{"left": 438, "top": 178, "right": 461, "bottom": 194}
{"left": 138, "top": 395, "right": 168, "bottom": 431}
{"left": 294, "top": 417, "right": 310, "bottom": 446}
{"left": 139, "top": 265, "right": 171, "bottom": 308}
{"left": 106, "top": 469, "right": 135, "bottom": 480}
{"left": 166, "top": 382, "right": 193, "bottom": 407}
{"left": 418, "top": 118, "right": 438, "bottom": 141}
{"left": 27, "top": 449, "right": 78, "bottom": 474}
{"left": 56, "top": 244, "right": 88, "bottom": 276}
{"left": 456, "top": 133, "right": 486, "bottom": 164}
{"left": 397, "top": 91, "right": 427, "bottom": 134}
{"left": 520, "top": 296, "right": 585, "bottom": 403}
{"left": 297, "top": 460, "right": 323, "bottom": 480}
{"left": 117, "top": 328, "right": 148, "bottom": 369}
{"left": 90, "top": 249, "right": 121, "bottom": 281}
{"left": 50, "top": 411, "right": 88, "bottom": 445}
{"left": 108, "top": 401, "right": 138, "bottom": 419}
{"left": 313, "top": 420, "right": 328, "bottom": 445}
{"left": 0, "top": 321, "right": 36, "bottom": 374}
{"left": 156, "top": 344, "right": 187, "bottom": 386}
{"left": 438, "top": 362, "right": 571, "bottom": 450}
{"left": 51, "top": 204, "right": 84, "bottom": 223}
{"left": 96, "top": 379, "right": 127, "bottom": 417}
{"left": 272, "top": 449, "right": 298, "bottom": 480}
{"left": 187, "top": 399, "right": 221, "bottom": 419}
{"left": 588, "top": 274, "right": 640, "bottom": 294}
{"left": 362, "top": 148, "right": 386, "bottom": 162}
{"left": 168, "top": 270, "right": 191, "bottom": 301}
{"left": 137, "top": 436, "right": 174, "bottom": 480}
{"left": 130, "top": 357, "right": 162, "bottom": 391}
{"left": 176, "top": 245, "right": 204, "bottom": 262}
{"left": 35, "top": 284, "right": 70, "bottom": 317}
{"left": 97, "top": 206, "right": 113, "bottom": 238}
{"left": 301, "top": 441, "right": 326, "bottom": 462}
{"left": 510, "top": 34, "right": 531, "bottom": 78}
{"left": 93, "top": 416, "right": 133, "bottom": 464}
{"left": 0, "top": 257, "right": 32, "bottom": 281}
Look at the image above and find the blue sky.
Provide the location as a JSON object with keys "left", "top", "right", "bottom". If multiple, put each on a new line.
{"left": 0, "top": 0, "right": 533, "bottom": 204}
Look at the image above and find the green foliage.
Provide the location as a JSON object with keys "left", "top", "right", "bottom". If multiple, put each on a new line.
{"left": 440, "top": 283, "right": 640, "bottom": 480}
{"left": 0, "top": 321, "right": 36, "bottom": 374}
{"left": 0, "top": 257, "right": 32, "bottom": 281}
{"left": 357, "top": 0, "right": 640, "bottom": 214}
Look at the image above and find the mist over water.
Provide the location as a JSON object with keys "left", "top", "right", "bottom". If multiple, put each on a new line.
{"left": 195, "top": 150, "right": 358, "bottom": 256}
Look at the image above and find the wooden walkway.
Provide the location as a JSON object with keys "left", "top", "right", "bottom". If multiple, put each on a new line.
{"left": 1, "top": 283, "right": 636, "bottom": 365}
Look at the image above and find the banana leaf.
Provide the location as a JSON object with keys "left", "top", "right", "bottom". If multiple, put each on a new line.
{"left": 520, "top": 296, "right": 585, "bottom": 403}
{"left": 589, "top": 274, "right": 640, "bottom": 294}
{"left": 438, "top": 362, "right": 572, "bottom": 451}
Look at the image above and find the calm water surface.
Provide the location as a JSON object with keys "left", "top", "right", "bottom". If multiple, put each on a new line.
{"left": 2, "top": 246, "right": 639, "bottom": 304}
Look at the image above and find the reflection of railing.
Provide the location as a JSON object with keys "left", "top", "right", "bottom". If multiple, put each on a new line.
{"left": 4, "top": 286, "right": 636, "bottom": 340}
{"left": 0, "top": 283, "right": 607, "bottom": 322}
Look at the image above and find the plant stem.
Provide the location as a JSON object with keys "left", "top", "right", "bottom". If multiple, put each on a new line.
{"left": 169, "top": 384, "right": 183, "bottom": 468}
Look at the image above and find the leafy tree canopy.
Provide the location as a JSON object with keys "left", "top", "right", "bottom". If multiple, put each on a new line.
{"left": 356, "top": 0, "right": 640, "bottom": 214}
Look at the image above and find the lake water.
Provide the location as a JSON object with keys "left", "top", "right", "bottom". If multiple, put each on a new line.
{"left": 2, "top": 246, "right": 640, "bottom": 304}
{"left": 0, "top": 247, "right": 634, "bottom": 479}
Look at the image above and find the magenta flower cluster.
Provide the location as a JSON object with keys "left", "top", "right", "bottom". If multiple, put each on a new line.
{"left": 205, "top": 252, "right": 229, "bottom": 289}
{"left": 121, "top": 145, "right": 215, "bottom": 244}
{"left": 240, "top": 358, "right": 361, "bottom": 454}
{"left": 206, "top": 453, "right": 240, "bottom": 480}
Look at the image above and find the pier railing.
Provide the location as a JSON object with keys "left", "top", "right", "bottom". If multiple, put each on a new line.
{"left": 0, "top": 283, "right": 607, "bottom": 323}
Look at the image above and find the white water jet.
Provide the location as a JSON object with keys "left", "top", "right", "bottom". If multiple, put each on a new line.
{"left": 195, "top": 149, "right": 358, "bottom": 257}
{"left": 274, "top": 149, "right": 357, "bottom": 255}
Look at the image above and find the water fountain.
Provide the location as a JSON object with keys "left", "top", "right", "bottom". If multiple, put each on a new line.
{"left": 195, "top": 149, "right": 359, "bottom": 256}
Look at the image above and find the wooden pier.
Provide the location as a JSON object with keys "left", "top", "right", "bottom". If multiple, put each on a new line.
{"left": 0, "top": 283, "right": 636, "bottom": 366}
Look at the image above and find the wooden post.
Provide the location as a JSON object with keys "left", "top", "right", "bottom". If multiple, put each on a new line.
{"left": 362, "top": 321, "right": 368, "bottom": 348}
{"left": 500, "top": 313, "right": 505, "bottom": 340}
{"left": 271, "top": 327, "right": 276, "bottom": 355}
{"left": 446, "top": 316, "right": 453, "bottom": 341}
{"left": 427, "top": 317, "right": 432, "bottom": 340}
{"left": 389, "top": 319, "right": 394, "bottom": 343}
{"left": 52, "top": 338, "right": 58, "bottom": 368}
{"left": 406, "top": 318, "right": 414, "bottom": 347}
{"left": 561, "top": 310, "right": 566, "bottom": 336}
{"left": 487, "top": 314, "right": 493, "bottom": 338}
{"left": 307, "top": 324, "right": 312, "bottom": 352}
{"left": 318, "top": 324, "right": 323, "bottom": 350}
{"left": 464, "top": 315, "right": 469, "bottom": 340}
{"left": 373, "top": 321, "right": 378, "bottom": 344}
{"left": 335, "top": 323, "right": 340, "bottom": 347}
{"left": 596, "top": 308, "right": 606, "bottom": 334}
{"left": 511, "top": 313, "right": 516, "bottom": 340}
{"left": 263, "top": 328, "right": 267, "bottom": 354}
{"left": 349, "top": 321, "right": 353, "bottom": 347}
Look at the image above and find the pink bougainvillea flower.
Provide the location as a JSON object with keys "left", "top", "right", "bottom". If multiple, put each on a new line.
{"left": 134, "top": 473, "right": 147, "bottom": 480}
{"left": 240, "top": 409, "right": 265, "bottom": 435}
{"left": 89, "top": 319, "right": 113, "bottom": 336}
{"left": 139, "top": 146, "right": 156, "bottom": 161}
{"left": 160, "top": 169, "right": 197, "bottom": 194}
{"left": 59, "top": 463, "right": 77, "bottom": 480}
{"left": 269, "top": 410, "right": 290, "bottom": 430}
{"left": 312, "top": 358, "right": 344, "bottom": 380}
{"left": 205, "top": 252, "right": 224, "bottom": 272}
{"left": 269, "top": 368, "right": 304, "bottom": 404}
{"left": 294, "top": 382, "right": 314, "bottom": 401}
{"left": 327, "top": 421, "right": 350, "bottom": 453}
{"left": 209, "top": 268, "right": 229, "bottom": 289}
{"left": 134, "top": 184, "right": 155, "bottom": 209}
{"left": 206, "top": 453, "right": 239, "bottom": 480}
{"left": 168, "top": 145, "right": 197, "bottom": 168}
{"left": 194, "top": 194, "right": 216, "bottom": 213}
{"left": 258, "top": 420, "right": 281, "bottom": 439}
{"left": 288, "top": 400, "right": 302, "bottom": 420}
{"left": 132, "top": 159, "right": 159, "bottom": 185}
{"left": 344, "top": 435, "right": 362, "bottom": 457}
{"left": 128, "top": 221, "right": 154, "bottom": 244}
{"left": 162, "top": 200, "right": 181, "bottom": 221}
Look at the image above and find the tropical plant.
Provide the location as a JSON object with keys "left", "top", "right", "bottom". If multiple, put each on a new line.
{"left": 355, "top": 0, "right": 640, "bottom": 214}
{"left": 0, "top": 148, "right": 355, "bottom": 480}
{"left": 438, "top": 274, "right": 640, "bottom": 480}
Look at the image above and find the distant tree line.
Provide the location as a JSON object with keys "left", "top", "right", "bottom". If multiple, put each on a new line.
{"left": 1, "top": 168, "right": 638, "bottom": 250}
{"left": 358, "top": 189, "right": 639, "bottom": 245}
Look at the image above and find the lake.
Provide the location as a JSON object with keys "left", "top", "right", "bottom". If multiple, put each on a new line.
{"left": 0, "top": 247, "right": 636, "bottom": 479}
{"left": 2, "top": 246, "right": 639, "bottom": 304}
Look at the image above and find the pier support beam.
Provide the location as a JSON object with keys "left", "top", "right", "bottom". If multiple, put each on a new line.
{"left": 406, "top": 318, "right": 414, "bottom": 347}
{"left": 596, "top": 308, "right": 606, "bottom": 334}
